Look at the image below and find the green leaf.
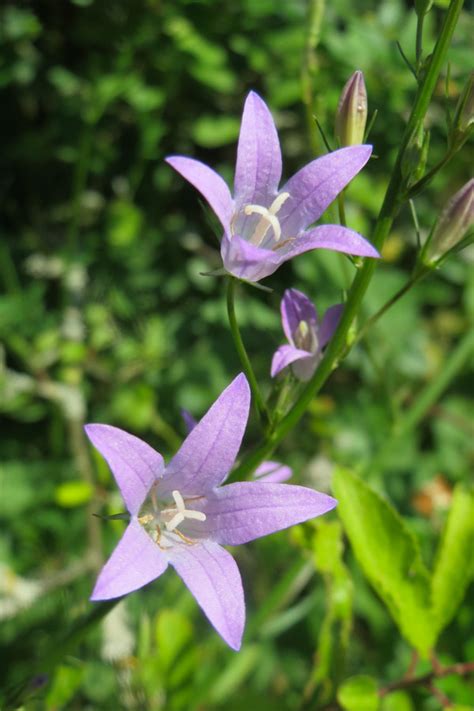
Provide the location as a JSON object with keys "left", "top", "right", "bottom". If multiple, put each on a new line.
{"left": 333, "top": 468, "right": 435, "bottom": 656}
{"left": 431, "top": 485, "right": 474, "bottom": 635}
{"left": 337, "top": 674, "right": 379, "bottom": 711}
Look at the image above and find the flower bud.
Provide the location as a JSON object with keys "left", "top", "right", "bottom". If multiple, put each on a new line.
{"left": 449, "top": 73, "right": 474, "bottom": 150}
{"left": 335, "top": 70, "right": 368, "bottom": 146}
{"left": 423, "top": 179, "right": 474, "bottom": 264}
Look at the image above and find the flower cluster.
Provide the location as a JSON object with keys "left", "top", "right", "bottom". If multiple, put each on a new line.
{"left": 87, "top": 89, "right": 377, "bottom": 650}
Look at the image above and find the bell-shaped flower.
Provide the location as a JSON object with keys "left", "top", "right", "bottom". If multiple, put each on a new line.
{"left": 271, "top": 289, "right": 343, "bottom": 382}
{"left": 85, "top": 374, "right": 335, "bottom": 650}
{"left": 166, "top": 91, "right": 379, "bottom": 282}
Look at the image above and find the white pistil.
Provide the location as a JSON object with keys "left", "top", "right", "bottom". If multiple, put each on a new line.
{"left": 243, "top": 192, "right": 290, "bottom": 247}
{"left": 162, "top": 490, "right": 206, "bottom": 533}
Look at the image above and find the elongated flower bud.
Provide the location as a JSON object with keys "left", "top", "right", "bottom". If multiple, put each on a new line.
{"left": 335, "top": 71, "right": 368, "bottom": 146}
{"left": 423, "top": 180, "right": 474, "bottom": 264}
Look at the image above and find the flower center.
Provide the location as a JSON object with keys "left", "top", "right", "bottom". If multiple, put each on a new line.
{"left": 242, "top": 192, "right": 290, "bottom": 247}
{"left": 160, "top": 490, "right": 206, "bottom": 532}
{"left": 138, "top": 488, "right": 206, "bottom": 548}
{"left": 294, "top": 320, "right": 317, "bottom": 352}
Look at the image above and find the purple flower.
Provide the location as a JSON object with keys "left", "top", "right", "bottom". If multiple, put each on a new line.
{"left": 181, "top": 409, "right": 292, "bottom": 482}
{"left": 166, "top": 91, "right": 378, "bottom": 282}
{"left": 85, "top": 374, "right": 335, "bottom": 650}
{"left": 271, "top": 289, "right": 343, "bottom": 382}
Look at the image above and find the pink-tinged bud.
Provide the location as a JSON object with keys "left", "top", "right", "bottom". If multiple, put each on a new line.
{"left": 423, "top": 180, "right": 474, "bottom": 264}
{"left": 449, "top": 73, "right": 474, "bottom": 150}
{"left": 335, "top": 70, "right": 368, "bottom": 146}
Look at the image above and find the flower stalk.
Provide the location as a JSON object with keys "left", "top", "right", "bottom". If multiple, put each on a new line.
{"left": 230, "top": 0, "right": 465, "bottom": 481}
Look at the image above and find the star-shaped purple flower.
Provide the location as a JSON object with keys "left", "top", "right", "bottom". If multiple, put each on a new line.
{"left": 271, "top": 289, "right": 343, "bottom": 382}
{"left": 85, "top": 374, "right": 336, "bottom": 650}
{"left": 166, "top": 91, "right": 378, "bottom": 282}
{"left": 181, "top": 408, "right": 292, "bottom": 482}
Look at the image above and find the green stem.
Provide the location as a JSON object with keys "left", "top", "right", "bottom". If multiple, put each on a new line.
{"left": 230, "top": 0, "right": 464, "bottom": 481}
{"left": 416, "top": 14, "right": 425, "bottom": 73}
{"left": 301, "top": 0, "right": 326, "bottom": 156}
{"left": 337, "top": 192, "right": 347, "bottom": 227}
{"left": 353, "top": 266, "right": 430, "bottom": 346}
{"left": 226, "top": 277, "right": 270, "bottom": 426}
{"left": 406, "top": 149, "right": 455, "bottom": 199}
{"left": 368, "top": 328, "right": 473, "bottom": 475}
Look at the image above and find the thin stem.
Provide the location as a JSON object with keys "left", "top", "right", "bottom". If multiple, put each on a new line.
{"left": 353, "top": 267, "right": 429, "bottom": 346}
{"left": 301, "top": 0, "right": 326, "bottom": 155}
{"left": 416, "top": 14, "right": 425, "bottom": 73}
{"left": 380, "top": 660, "right": 474, "bottom": 696}
{"left": 226, "top": 277, "right": 270, "bottom": 426}
{"left": 407, "top": 149, "right": 455, "bottom": 198}
{"left": 230, "top": 0, "right": 464, "bottom": 480}
{"left": 368, "top": 327, "right": 473, "bottom": 474}
{"left": 337, "top": 192, "right": 347, "bottom": 227}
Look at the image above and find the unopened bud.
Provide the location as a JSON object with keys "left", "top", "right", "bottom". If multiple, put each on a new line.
{"left": 335, "top": 71, "right": 368, "bottom": 146}
{"left": 423, "top": 180, "right": 474, "bottom": 264}
{"left": 449, "top": 73, "right": 474, "bottom": 150}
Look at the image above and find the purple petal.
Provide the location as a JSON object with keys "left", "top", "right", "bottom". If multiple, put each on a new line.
{"left": 254, "top": 461, "right": 292, "bottom": 483}
{"left": 181, "top": 408, "right": 197, "bottom": 434}
{"left": 281, "top": 288, "right": 318, "bottom": 343}
{"left": 166, "top": 156, "right": 234, "bottom": 232}
{"left": 169, "top": 539, "right": 245, "bottom": 651}
{"left": 84, "top": 424, "right": 164, "bottom": 515}
{"left": 159, "top": 374, "right": 250, "bottom": 496}
{"left": 278, "top": 146, "right": 372, "bottom": 234}
{"left": 282, "top": 224, "right": 380, "bottom": 260}
{"left": 234, "top": 91, "right": 282, "bottom": 207}
{"left": 91, "top": 519, "right": 168, "bottom": 600}
{"left": 271, "top": 344, "right": 312, "bottom": 378}
{"left": 181, "top": 482, "right": 337, "bottom": 546}
{"left": 319, "top": 304, "right": 344, "bottom": 348}
{"left": 291, "top": 354, "right": 319, "bottom": 382}
{"left": 221, "top": 233, "right": 282, "bottom": 282}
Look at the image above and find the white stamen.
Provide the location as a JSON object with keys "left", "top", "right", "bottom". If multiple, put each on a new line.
{"left": 243, "top": 192, "right": 291, "bottom": 246}
{"left": 163, "top": 490, "right": 206, "bottom": 532}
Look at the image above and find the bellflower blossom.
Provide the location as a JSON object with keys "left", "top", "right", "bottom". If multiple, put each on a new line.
{"left": 271, "top": 289, "right": 343, "bottom": 382}
{"left": 166, "top": 91, "right": 379, "bottom": 282}
{"left": 181, "top": 408, "right": 291, "bottom": 482}
{"left": 85, "top": 374, "right": 336, "bottom": 650}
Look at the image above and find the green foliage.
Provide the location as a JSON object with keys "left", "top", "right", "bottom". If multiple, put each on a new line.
{"left": 337, "top": 675, "right": 379, "bottom": 711}
{"left": 431, "top": 485, "right": 474, "bottom": 635}
{"left": 333, "top": 468, "right": 435, "bottom": 656}
{"left": 0, "top": 0, "right": 472, "bottom": 708}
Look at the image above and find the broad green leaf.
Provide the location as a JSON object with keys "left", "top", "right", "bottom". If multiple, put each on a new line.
{"left": 337, "top": 674, "right": 379, "bottom": 711}
{"left": 333, "top": 468, "right": 435, "bottom": 656}
{"left": 431, "top": 485, "right": 474, "bottom": 635}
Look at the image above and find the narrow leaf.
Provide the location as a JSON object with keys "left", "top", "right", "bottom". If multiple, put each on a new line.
{"left": 431, "top": 485, "right": 474, "bottom": 635}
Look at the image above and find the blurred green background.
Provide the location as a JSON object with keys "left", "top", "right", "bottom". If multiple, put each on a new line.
{"left": 0, "top": 0, "right": 472, "bottom": 709}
